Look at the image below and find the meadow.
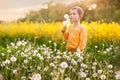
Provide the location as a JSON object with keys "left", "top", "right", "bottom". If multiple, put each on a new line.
{"left": 0, "top": 21, "right": 120, "bottom": 80}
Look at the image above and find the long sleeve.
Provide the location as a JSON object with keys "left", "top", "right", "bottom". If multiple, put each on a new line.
{"left": 78, "top": 28, "right": 87, "bottom": 51}
{"left": 62, "top": 31, "right": 69, "bottom": 40}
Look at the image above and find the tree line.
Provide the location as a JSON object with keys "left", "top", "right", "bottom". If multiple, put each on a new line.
{"left": 18, "top": 0, "right": 120, "bottom": 23}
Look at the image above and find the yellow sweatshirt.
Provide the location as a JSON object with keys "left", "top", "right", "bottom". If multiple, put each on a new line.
{"left": 63, "top": 25, "right": 87, "bottom": 52}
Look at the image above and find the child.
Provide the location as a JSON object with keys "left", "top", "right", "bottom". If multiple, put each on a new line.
{"left": 62, "top": 6, "right": 87, "bottom": 52}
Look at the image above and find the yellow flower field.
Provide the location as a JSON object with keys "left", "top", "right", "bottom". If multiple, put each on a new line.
{"left": 0, "top": 21, "right": 120, "bottom": 43}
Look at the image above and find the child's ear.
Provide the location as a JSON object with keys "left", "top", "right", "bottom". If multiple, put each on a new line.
{"left": 79, "top": 15, "right": 83, "bottom": 19}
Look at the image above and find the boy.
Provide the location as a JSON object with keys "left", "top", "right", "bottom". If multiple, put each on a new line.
{"left": 62, "top": 6, "right": 87, "bottom": 52}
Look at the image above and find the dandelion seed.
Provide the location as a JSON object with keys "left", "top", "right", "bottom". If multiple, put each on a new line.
{"left": 108, "top": 64, "right": 113, "bottom": 69}
{"left": 92, "top": 66, "right": 96, "bottom": 69}
{"left": 30, "top": 66, "right": 33, "bottom": 69}
{"left": 17, "top": 41, "right": 22, "bottom": 46}
{"left": 109, "top": 70, "right": 113, "bottom": 73}
{"left": 1, "top": 53, "right": 5, "bottom": 56}
{"left": 85, "top": 78, "right": 90, "bottom": 80}
{"left": 53, "top": 42, "right": 57, "bottom": 47}
{"left": 97, "top": 50, "right": 100, "bottom": 53}
{"left": 7, "top": 50, "right": 11, "bottom": 53}
{"left": 11, "top": 42, "right": 15, "bottom": 46}
{"left": 66, "top": 56, "right": 71, "bottom": 61}
{"left": 76, "top": 48, "right": 81, "bottom": 53}
{"left": 64, "top": 14, "right": 69, "bottom": 19}
{"left": 98, "top": 70, "right": 103, "bottom": 74}
{"left": 21, "top": 76, "right": 26, "bottom": 80}
{"left": 44, "top": 66, "right": 49, "bottom": 71}
{"left": 21, "top": 52, "right": 25, "bottom": 57}
{"left": 5, "top": 59, "right": 10, "bottom": 64}
{"left": 81, "top": 63, "right": 88, "bottom": 68}
{"left": 1, "top": 61, "right": 5, "bottom": 67}
{"left": 50, "top": 63, "right": 55, "bottom": 67}
{"left": 60, "top": 61, "right": 68, "bottom": 69}
{"left": 71, "top": 59, "right": 77, "bottom": 65}
{"left": 31, "top": 73, "right": 41, "bottom": 80}
{"left": 50, "top": 72, "right": 53, "bottom": 76}
{"left": 79, "top": 71, "right": 87, "bottom": 78}
{"left": 24, "top": 60, "right": 28, "bottom": 64}
{"left": 93, "top": 62, "right": 97, "bottom": 66}
{"left": 13, "top": 70, "right": 17, "bottom": 74}
{"left": 49, "top": 40, "right": 52, "bottom": 43}
{"left": 100, "top": 75, "right": 106, "bottom": 80}
{"left": 29, "top": 57, "right": 32, "bottom": 60}
{"left": 65, "top": 77, "right": 71, "bottom": 80}
{"left": 92, "top": 73, "right": 97, "bottom": 78}
{"left": 10, "top": 56, "right": 17, "bottom": 62}
{"left": 53, "top": 77, "right": 57, "bottom": 80}
{"left": 95, "top": 45, "right": 98, "bottom": 48}
{"left": 37, "top": 66, "right": 41, "bottom": 70}
{"left": 77, "top": 56, "right": 83, "bottom": 62}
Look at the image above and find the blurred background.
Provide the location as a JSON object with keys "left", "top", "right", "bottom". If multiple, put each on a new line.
{"left": 0, "top": 0, "right": 120, "bottom": 23}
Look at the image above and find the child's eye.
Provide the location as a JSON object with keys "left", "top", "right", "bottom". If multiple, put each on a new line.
{"left": 73, "top": 13, "right": 76, "bottom": 15}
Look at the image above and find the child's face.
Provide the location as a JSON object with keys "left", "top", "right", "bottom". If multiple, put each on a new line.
{"left": 70, "top": 9, "right": 80, "bottom": 22}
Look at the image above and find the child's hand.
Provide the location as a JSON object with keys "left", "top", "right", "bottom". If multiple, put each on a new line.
{"left": 62, "top": 26, "right": 67, "bottom": 33}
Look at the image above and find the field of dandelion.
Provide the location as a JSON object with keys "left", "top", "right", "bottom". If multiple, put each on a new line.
{"left": 0, "top": 21, "right": 120, "bottom": 80}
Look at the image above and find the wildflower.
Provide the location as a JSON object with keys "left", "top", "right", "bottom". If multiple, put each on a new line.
{"left": 100, "top": 75, "right": 106, "bottom": 80}
{"left": 60, "top": 61, "right": 68, "bottom": 69}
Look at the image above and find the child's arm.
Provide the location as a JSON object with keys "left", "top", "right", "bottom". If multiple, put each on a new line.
{"left": 62, "top": 26, "right": 69, "bottom": 40}
{"left": 78, "top": 27, "right": 87, "bottom": 51}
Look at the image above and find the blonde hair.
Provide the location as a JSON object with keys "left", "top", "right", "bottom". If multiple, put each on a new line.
{"left": 70, "top": 6, "right": 84, "bottom": 19}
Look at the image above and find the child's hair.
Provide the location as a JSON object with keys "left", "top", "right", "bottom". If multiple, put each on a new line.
{"left": 70, "top": 6, "right": 84, "bottom": 19}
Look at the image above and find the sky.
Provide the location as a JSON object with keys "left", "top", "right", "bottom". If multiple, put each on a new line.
{"left": 0, "top": 0, "right": 80, "bottom": 21}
